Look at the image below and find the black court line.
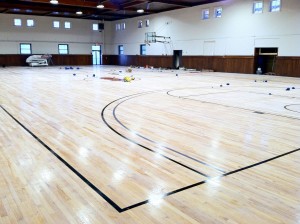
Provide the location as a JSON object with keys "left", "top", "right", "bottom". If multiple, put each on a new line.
{"left": 284, "top": 104, "right": 300, "bottom": 114}
{"left": 254, "top": 111, "right": 265, "bottom": 114}
{"left": 3, "top": 89, "right": 300, "bottom": 213}
{"left": 240, "top": 90, "right": 300, "bottom": 100}
{"left": 121, "top": 147, "right": 300, "bottom": 212}
{"left": 167, "top": 90, "right": 300, "bottom": 121}
{"left": 1, "top": 102, "right": 209, "bottom": 213}
{"left": 111, "top": 95, "right": 225, "bottom": 173}
{"left": 174, "top": 90, "right": 237, "bottom": 98}
{"left": 101, "top": 100, "right": 209, "bottom": 178}
{"left": 0, "top": 105, "right": 123, "bottom": 213}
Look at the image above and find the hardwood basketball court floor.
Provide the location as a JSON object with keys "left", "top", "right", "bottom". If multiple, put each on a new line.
{"left": 0, "top": 65, "right": 299, "bottom": 223}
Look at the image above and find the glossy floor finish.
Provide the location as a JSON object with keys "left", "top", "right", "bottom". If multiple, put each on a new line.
{"left": 0, "top": 65, "right": 299, "bottom": 223}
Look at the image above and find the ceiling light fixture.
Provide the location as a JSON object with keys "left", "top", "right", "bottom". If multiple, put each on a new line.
{"left": 76, "top": 11, "right": 83, "bottom": 15}
{"left": 97, "top": 4, "right": 104, "bottom": 8}
{"left": 50, "top": 0, "right": 58, "bottom": 4}
{"left": 137, "top": 9, "right": 144, "bottom": 13}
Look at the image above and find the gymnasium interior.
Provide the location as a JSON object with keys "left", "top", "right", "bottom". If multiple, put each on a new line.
{"left": 0, "top": 0, "right": 299, "bottom": 223}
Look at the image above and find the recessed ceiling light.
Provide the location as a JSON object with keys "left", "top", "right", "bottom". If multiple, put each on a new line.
{"left": 137, "top": 9, "right": 144, "bottom": 13}
{"left": 97, "top": 4, "right": 104, "bottom": 8}
{"left": 76, "top": 11, "right": 83, "bottom": 15}
{"left": 50, "top": 0, "right": 58, "bottom": 4}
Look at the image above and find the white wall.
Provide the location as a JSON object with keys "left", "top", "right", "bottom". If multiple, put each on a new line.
{"left": 108, "top": 0, "right": 300, "bottom": 56}
{"left": 0, "top": 14, "right": 110, "bottom": 54}
{"left": 1, "top": 0, "right": 299, "bottom": 57}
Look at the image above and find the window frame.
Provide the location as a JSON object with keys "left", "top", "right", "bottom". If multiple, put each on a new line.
{"left": 20, "top": 43, "right": 32, "bottom": 54}
{"left": 253, "top": 1, "right": 263, "bottom": 14}
{"left": 64, "top": 21, "right": 71, "bottom": 29}
{"left": 118, "top": 45, "right": 124, "bottom": 55}
{"left": 14, "top": 18, "right": 22, "bottom": 27}
{"left": 202, "top": 9, "right": 210, "bottom": 20}
{"left": 53, "top": 20, "right": 60, "bottom": 28}
{"left": 92, "top": 23, "right": 98, "bottom": 31}
{"left": 121, "top": 23, "right": 126, "bottom": 30}
{"left": 26, "top": 19, "right": 35, "bottom": 27}
{"left": 115, "top": 23, "right": 121, "bottom": 31}
{"left": 58, "top": 44, "right": 69, "bottom": 54}
{"left": 214, "top": 7, "right": 222, "bottom": 18}
{"left": 270, "top": 0, "right": 281, "bottom": 12}
{"left": 92, "top": 45, "right": 101, "bottom": 51}
{"left": 138, "top": 20, "right": 142, "bottom": 28}
{"left": 140, "top": 44, "right": 146, "bottom": 55}
{"left": 145, "top": 19, "right": 150, "bottom": 27}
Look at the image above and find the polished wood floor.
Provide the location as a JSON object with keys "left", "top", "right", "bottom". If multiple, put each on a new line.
{"left": 0, "top": 65, "right": 299, "bottom": 223}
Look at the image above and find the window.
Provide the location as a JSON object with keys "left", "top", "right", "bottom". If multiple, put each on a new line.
{"left": 118, "top": 45, "right": 124, "bottom": 55}
{"left": 121, "top": 23, "right": 126, "bottom": 30}
{"left": 53, "top": 21, "right": 60, "bottom": 28}
{"left": 26, "top": 19, "right": 35, "bottom": 27}
{"left": 92, "top": 23, "right": 98, "bottom": 31}
{"left": 214, "top": 7, "right": 222, "bottom": 18}
{"left": 20, "top": 43, "right": 31, "bottom": 54}
{"left": 64, "top": 21, "right": 71, "bottom": 29}
{"left": 140, "top": 44, "right": 146, "bottom": 55}
{"left": 92, "top": 45, "right": 101, "bottom": 51}
{"left": 270, "top": 0, "right": 281, "bottom": 12}
{"left": 145, "top": 19, "right": 150, "bottom": 27}
{"left": 14, "top": 18, "right": 22, "bottom": 26}
{"left": 253, "top": 1, "right": 263, "bottom": 14}
{"left": 58, "top": 44, "right": 69, "bottom": 54}
{"left": 138, "top": 20, "right": 142, "bottom": 28}
{"left": 202, "top": 9, "right": 210, "bottom": 20}
{"left": 115, "top": 23, "right": 121, "bottom": 31}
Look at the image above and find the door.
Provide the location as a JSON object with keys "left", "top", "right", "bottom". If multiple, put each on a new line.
{"left": 173, "top": 50, "right": 182, "bottom": 69}
{"left": 254, "top": 48, "right": 278, "bottom": 74}
{"left": 92, "top": 45, "right": 101, "bottom": 65}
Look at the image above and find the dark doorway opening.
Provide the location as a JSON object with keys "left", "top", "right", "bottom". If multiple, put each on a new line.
{"left": 254, "top": 48, "right": 278, "bottom": 74}
{"left": 173, "top": 50, "right": 182, "bottom": 69}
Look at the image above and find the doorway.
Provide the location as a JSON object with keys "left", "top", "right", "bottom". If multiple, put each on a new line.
{"left": 173, "top": 50, "right": 182, "bottom": 69}
{"left": 92, "top": 45, "right": 101, "bottom": 65}
{"left": 254, "top": 48, "right": 278, "bottom": 74}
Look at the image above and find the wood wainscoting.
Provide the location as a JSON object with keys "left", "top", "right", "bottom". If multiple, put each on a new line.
{"left": 103, "top": 55, "right": 255, "bottom": 74}
{"left": 182, "top": 56, "right": 254, "bottom": 74}
{"left": 275, "top": 57, "right": 300, "bottom": 77}
{"left": 0, "top": 54, "right": 92, "bottom": 66}
{"left": 102, "top": 55, "right": 173, "bottom": 68}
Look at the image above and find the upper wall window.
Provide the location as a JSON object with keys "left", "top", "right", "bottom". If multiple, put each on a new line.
{"left": 64, "top": 21, "right": 71, "bottom": 29}
{"left": 138, "top": 20, "right": 142, "bottom": 28}
{"left": 214, "top": 7, "right": 222, "bottom": 18}
{"left": 121, "top": 23, "right": 126, "bottom": 30}
{"left": 26, "top": 19, "right": 35, "bottom": 27}
{"left": 20, "top": 43, "right": 31, "bottom": 54}
{"left": 270, "top": 0, "right": 281, "bottom": 12}
{"left": 145, "top": 19, "right": 150, "bottom": 27}
{"left": 14, "top": 18, "right": 22, "bottom": 26}
{"left": 53, "top": 21, "right": 60, "bottom": 28}
{"left": 115, "top": 23, "right": 121, "bottom": 31}
{"left": 92, "top": 23, "right": 98, "bottom": 31}
{"left": 202, "top": 9, "right": 210, "bottom": 20}
{"left": 253, "top": 1, "right": 263, "bottom": 14}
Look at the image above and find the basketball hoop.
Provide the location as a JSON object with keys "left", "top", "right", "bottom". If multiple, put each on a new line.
{"left": 145, "top": 32, "right": 171, "bottom": 45}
